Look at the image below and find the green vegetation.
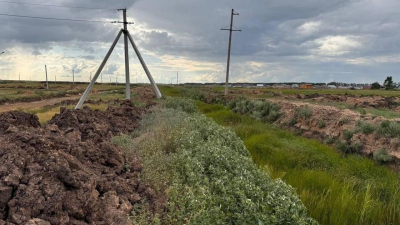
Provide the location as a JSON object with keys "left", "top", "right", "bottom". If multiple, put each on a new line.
{"left": 373, "top": 149, "right": 393, "bottom": 164}
{"left": 113, "top": 98, "right": 315, "bottom": 224}
{"left": 295, "top": 105, "right": 313, "bottom": 120}
{"left": 318, "top": 120, "right": 326, "bottom": 129}
{"left": 0, "top": 82, "right": 125, "bottom": 104}
{"left": 196, "top": 101, "right": 400, "bottom": 225}
{"left": 377, "top": 120, "right": 400, "bottom": 138}
{"left": 228, "top": 99, "right": 281, "bottom": 122}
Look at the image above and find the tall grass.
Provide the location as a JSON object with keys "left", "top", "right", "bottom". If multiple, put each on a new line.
{"left": 197, "top": 101, "right": 400, "bottom": 225}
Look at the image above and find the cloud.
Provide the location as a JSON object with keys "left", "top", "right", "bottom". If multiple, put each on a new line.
{"left": 1, "top": 0, "right": 400, "bottom": 84}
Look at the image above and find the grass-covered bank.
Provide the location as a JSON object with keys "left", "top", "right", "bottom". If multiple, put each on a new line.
{"left": 113, "top": 98, "right": 315, "bottom": 224}
{"left": 196, "top": 101, "right": 400, "bottom": 225}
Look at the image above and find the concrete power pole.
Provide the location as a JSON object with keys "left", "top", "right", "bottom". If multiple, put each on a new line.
{"left": 122, "top": 9, "right": 130, "bottom": 100}
{"left": 177, "top": 71, "right": 179, "bottom": 85}
{"left": 72, "top": 69, "right": 75, "bottom": 85}
{"left": 45, "top": 65, "right": 49, "bottom": 90}
{"left": 75, "top": 9, "right": 162, "bottom": 109}
{"left": 221, "top": 9, "right": 241, "bottom": 96}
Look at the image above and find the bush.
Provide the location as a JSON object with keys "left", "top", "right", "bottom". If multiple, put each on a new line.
{"left": 295, "top": 105, "right": 313, "bottom": 120}
{"left": 318, "top": 120, "right": 326, "bottom": 129}
{"left": 164, "top": 97, "right": 199, "bottom": 114}
{"left": 343, "top": 130, "right": 355, "bottom": 141}
{"left": 373, "top": 149, "right": 393, "bottom": 164}
{"left": 230, "top": 99, "right": 281, "bottom": 122}
{"left": 355, "top": 120, "right": 376, "bottom": 134}
{"left": 336, "top": 141, "right": 363, "bottom": 154}
{"left": 377, "top": 120, "right": 400, "bottom": 138}
{"left": 118, "top": 99, "right": 316, "bottom": 224}
{"left": 289, "top": 117, "right": 298, "bottom": 126}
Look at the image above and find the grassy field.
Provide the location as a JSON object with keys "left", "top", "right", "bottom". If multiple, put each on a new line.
{"left": 0, "top": 81, "right": 125, "bottom": 103}
{"left": 196, "top": 101, "right": 399, "bottom": 224}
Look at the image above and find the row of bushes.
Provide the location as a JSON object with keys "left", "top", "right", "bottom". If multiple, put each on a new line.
{"left": 337, "top": 120, "right": 399, "bottom": 163}
{"left": 114, "top": 97, "right": 315, "bottom": 224}
{"left": 228, "top": 99, "right": 282, "bottom": 122}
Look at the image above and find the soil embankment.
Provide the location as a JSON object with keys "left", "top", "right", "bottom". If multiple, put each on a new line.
{"left": 0, "top": 100, "right": 162, "bottom": 225}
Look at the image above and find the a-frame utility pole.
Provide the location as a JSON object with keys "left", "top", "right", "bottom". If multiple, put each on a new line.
{"left": 221, "top": 9, "right": 241, "bottom": 96}
{"left": 75, "top": 8, "right": 162, "bottom": 109}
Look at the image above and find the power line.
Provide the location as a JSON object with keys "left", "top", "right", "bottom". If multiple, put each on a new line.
{"left": 0, "top": 13, "right": 109, "bottom": 23}
{"left": 0, "top": 0, "right": 117, "bottom": 11}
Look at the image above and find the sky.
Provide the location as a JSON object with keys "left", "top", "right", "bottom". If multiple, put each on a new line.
{"left": 0, "top": 0, "right": 399, "bottom": 84}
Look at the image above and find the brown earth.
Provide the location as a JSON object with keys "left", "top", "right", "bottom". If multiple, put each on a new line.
{"left": 0, "top": 96, "right": 81, "bottom": 113}
{"left": 0, "top": 100, "right": 164, "bottom": 225}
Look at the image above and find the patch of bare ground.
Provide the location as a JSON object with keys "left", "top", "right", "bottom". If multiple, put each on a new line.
{"left": 0, "top": 100, "right": 164, "bottom": 225}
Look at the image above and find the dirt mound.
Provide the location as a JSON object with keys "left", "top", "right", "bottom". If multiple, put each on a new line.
{"left": 0, "top": 101, "right": 162, "bottom": 225}
{"left": 0, "top": 111, "right": 40, "bottom": 134}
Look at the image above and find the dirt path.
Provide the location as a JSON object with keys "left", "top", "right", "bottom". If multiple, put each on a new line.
{"left": 0, "top": 95, "right": 81, "bottom": 113}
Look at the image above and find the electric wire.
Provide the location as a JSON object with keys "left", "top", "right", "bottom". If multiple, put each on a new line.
{"left": 0, "top": 0, "right": 118, "bottom": 11}
{"left": 0, "top": 13, "right": 109, "bottom": 23}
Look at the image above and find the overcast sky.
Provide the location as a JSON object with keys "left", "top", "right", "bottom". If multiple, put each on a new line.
{"left": 0, "top": 0, "right": 399, "bottom": 84}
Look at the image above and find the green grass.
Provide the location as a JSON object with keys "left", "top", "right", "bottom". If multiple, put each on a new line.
{"left": 196, "top": 101, "right": 400, "bottom": 225}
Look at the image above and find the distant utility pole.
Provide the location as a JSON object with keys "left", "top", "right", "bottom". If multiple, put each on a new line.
{"left": 19, "top": 73, "right": 20, "bottom": 83}
{"left": 116, "top": 76, "right": 118, "bottom": 86}
{"left": 45, "top": 65, "right": 49, "bottom": 90}
{"left": 109, "top": 75, "right": 111, "bottom": 85}
{"left": 177, "top": 71, "right": 179, "bottom": 85}
{"left": 72, "top": 69, "right": 75, "bottom": 85}
{"left": 221, "top": 9, "right": 241, "bottom": 96}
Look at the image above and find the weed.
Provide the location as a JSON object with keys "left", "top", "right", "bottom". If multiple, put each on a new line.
{"left": 324, "top": 137, "right": 336, "bottom": 145}
{"left": 289, "top": 117, "right": 298, "bottom": 126}
{"left": 373, "top": 148, "right": 393, "bottom": 164}
{"left": 343, "top": 130, "right": 355, "bottom": 141}
{"left": 343, "top": 117, "right": 349, "bottom": 124}
{"left": 295, "top": 105, "right": 313, "bottom": 119}
{"left": 355, "top": 120, "right": 376, "bottom": 134}
{"left": 377, "top": 120, "right": 400, "bottom": 138}
{"left": 318, "top": 120, "right": 326, "bottom": 129}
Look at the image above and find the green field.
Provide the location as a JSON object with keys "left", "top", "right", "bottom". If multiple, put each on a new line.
{"left": 160, "top": 86, "right": 400, "bottom": 224}
{"left": 0, "top": 81, "right": 125, "bottom": 103}
{"left": 196, "top": 101, "right": 400, "bottom": 224}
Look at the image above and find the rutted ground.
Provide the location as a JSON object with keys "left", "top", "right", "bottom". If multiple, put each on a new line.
{"left": 0, "top": 100, "right": 163, "bottom": 224}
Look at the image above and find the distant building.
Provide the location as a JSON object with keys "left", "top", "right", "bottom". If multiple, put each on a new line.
{"left": 300, "top": 84, "right": 313, "bottom": 89}
{"left": 363, "top": 86, "right": 371, "bottom": 90}
{"left": 256, "top": 84, "right": 264, "bottom": 88}
{"left": 292, "top": 84, "right": 299, "bottom": 88}
{"left": 327, "top": 85, "right": 337, "bottom": 89}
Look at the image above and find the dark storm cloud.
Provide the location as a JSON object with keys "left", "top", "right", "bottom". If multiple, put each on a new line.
{"left": 1, "top": 0, "right": 400, "bottom": 83}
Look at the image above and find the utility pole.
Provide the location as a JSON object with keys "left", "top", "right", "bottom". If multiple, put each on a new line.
{"left": 177, "top": 71, "right": 179, "bottom": 85}
{"left": 116, "top": 76, "right": 118, "bottom": 86}
{"left": 75, "top": 9, "right": 162, "bottom": 109}
{"left": 122, "top": 8, "right": 131, "bottom": 99}
{"left": 109, "top": 75, "right": 111, "bottom": 85}
{"left": 45, "top": 65, "right": 48, "bottom": 90}
{"left": 72, "top": 69, "right": 75, "bottom": 85}
{"left": 221, "top": 9, "right": 241, "bottom": 96}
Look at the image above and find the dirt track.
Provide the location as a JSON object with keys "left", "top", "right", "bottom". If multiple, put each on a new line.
{"left": 0, "top": 95, "right": 81, "bottom": 113}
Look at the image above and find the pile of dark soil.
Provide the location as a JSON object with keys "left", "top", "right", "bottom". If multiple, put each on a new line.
{"left": 0, "top": 100, "right": 163, "bottom": 225}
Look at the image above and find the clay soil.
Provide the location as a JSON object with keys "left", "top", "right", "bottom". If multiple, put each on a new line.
{"left": 0, "top": 100, "right": 164, "bottom": 225}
